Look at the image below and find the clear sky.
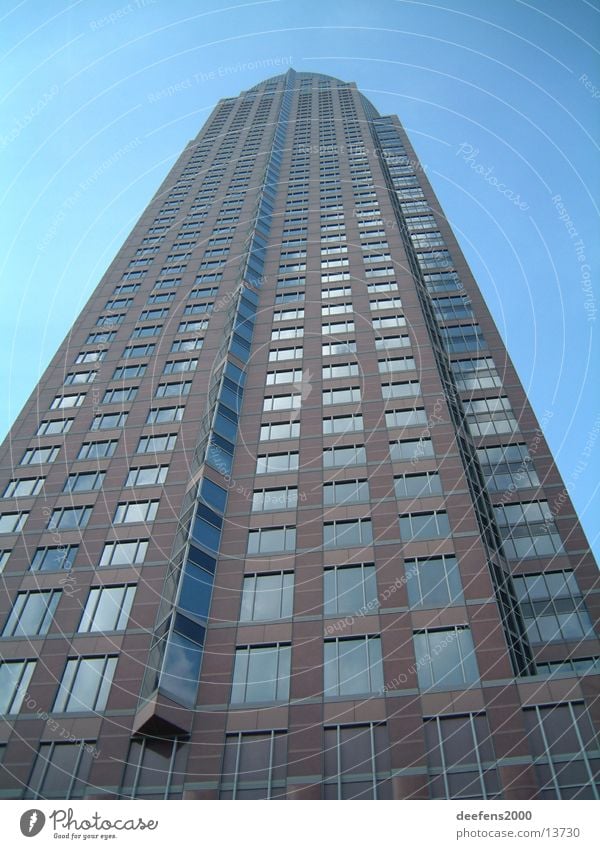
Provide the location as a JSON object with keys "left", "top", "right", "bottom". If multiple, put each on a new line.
{"left": 0, "top": 0, "right": 598, "bottom": 558}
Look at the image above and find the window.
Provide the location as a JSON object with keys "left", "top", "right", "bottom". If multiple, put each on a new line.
{"left": 122, "top": 343, "right": 155, "bottom": 358}
{"left": 252, "top": 487, "right": 298, "bottom": 511}
{"left": 136, "top": 434, "right": 177, "bottom": 453}
{"left": 36, "top": 419, "right": 72, "bottom": 436}
{"left": 91, "top": 411, "right": 128, "bottom": 430}
{"left": 132, "top": 324, "right": 163, "bottom": 338}
{"left": 424, "top": 713, "right": 500, "bottom": 799}
{"left": 163, "top": 358, "right": 198, "bottom": 374}
{"left": 112, "top": 364, "right": 146, "bottom": 380}
{"left": 47, "top": 506, "right": 91, "bottom": 531}
{"left": 524, "top": 702, "right": 600, "bottom": 799}
{"left": 390, "top": 438, "right": 433, "bottom": 463}
{"left": 477, "top": 444, "right": 540, "bottom": 491}
{"left": 370, "top": 298, "right": 403, "bottom": 312}
{"left": 494, "top": 501, "right": 563, "bottom": 559}
{"left": 125, "top": 465, "right": 168, "bottom": 487}
{"left": 171, "top": 337, "right": 203, "bottom": 352}
{"left": 0, "top": 511, "right": 28, "bottom": 533}
{"left": 322, "top": 362, "right": 359, "bottom": 380}
{"left": 247, "top": 526, "right": 296, "bottom": 555}
{"left": 399, "top": 510, "right": 451, "bottom": 541}
{"left": 395, "top": 472, "right": 442, "bottom": 498}
{"left": 155, "top": 381, "right": 191, "bottom": 398}
{"left": 375, "top": 336, "right": 411, "bottom": 352}
{"left": 64, "top": 370, "right": 96, "bottom": 385}
{"left": 99, "top": 539, "right": 148, "bottom": 566}
{"left": 87, "top": 330, "right": 115, "bottom": 344}
{"left": 78, "top": 585, "right": 136, "bottom": 632}
{"left": 323, "top": 723, "right": 392, "bottom": 800}
{"left": 274, "top": 307, "right": 304, "bottom": 322}
{"left": 268, "top": 346, "right": 303, "bottom": 362}
{"left": 240, "top": 573, "right": 294, "bottom": 621}
{"left": 323, "top": 444, "right": 366, "bottom": 468}
{"left": 220, "top": 731, "right": 287, "bottom": 799}
{"left": 324, "top": 636, "right": 383, "bottom": 696}
{"left": 263, "top": 394, "right": 301, "bottom": 412}
{"left": 405, "top": 555, "right": 463, "bottom": 608}
{"left": 0, "top": 660, "right": 36, "bottom": 715}
{"left": 3, "top": 477, "right": 45, "bottom": 498}
{"left": 30, "top": 545, "right": 78, "bottom": 572}
{"left": 382, "top": 380, "right": 421, "bottom": 400}
{"left": 2, "top": 590, "right": 61, "bottom": 636}
{"left": 413, "top": 627, "right": 479, "bottom": 689}
{"left": 146, "top": 406, "right": 185, "bottom": 424}
{"left": 451, "top": 357, "right": 501, "bottom": 391}
{"left": 463, "top": 397, "right": 517, "bottom": 436}
{"left": 271, "top": 326, "right": 303, "bottom": 341}
{"left": 323, "top": 414, "right": 363, "bottom": 434}
{"left": 440, "top": 324, "right": 486, "bottom": 354}
{"left": 323, "top": 386, "right": 361, "bottom": 405}
{"left": 513, "top": 571, "right": 593, "bottom": 642}
{"left": 266, "top": 368, "right": 303, "bottom": 385}
{"left": 322, "top": 340, "right": 357, "bottom": 356}
{"left": 50, "top": 393, "right": 85, "bottom": 410}
{"left": 114, "top": 500, "right": 159, "bottom": 524}
{"left": 121, "top": 737, "right": 187, "bottom": 799}
{"left": 322, "top": 320, "right": 355, "bottom": 335}
{"left": 231, "top": 644, "right": 291, "bottom": 703}
{"left": 53, "top": 655, "right": 117, "bottom": 713}
{"left": 323, "top": 479, "right": 369, "bottom": 505}
{"left": 324, "top": 563, "right": 378, "bottom": 616}
{"left": 432, "top": 296, "right": 474, "bottom": 321}
{"left": 324, "top": 518, "right": 373, "bottom": 549}
{"left": 256, "top": 452, "right": 298, "bottom": 474}
{"left": 321, "top": 302, "right": 353, "bottom": 316}
{"left": 386, "top": 407, "right": 428, "bottom": 429}
{"left": 77, "top": 440, "right": 117, "bottom": 460}
{"left": 0, "top": 550, "right": 10, "bottom": 572}
{"left": 25, "top": 741, "right": 94, "bottom": 799}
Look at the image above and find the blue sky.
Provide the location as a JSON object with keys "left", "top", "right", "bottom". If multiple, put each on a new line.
{"left": 1, "top": 0, "right": 598, "bottom": 556}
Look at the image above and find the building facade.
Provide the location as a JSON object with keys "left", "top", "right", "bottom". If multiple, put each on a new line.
{"left": 0, "top": 70, "right": 598, "bottom": 800}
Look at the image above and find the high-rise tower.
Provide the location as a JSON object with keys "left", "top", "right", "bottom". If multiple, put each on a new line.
{"left": 0, "top": 70, "right": 598, "bottom": 801}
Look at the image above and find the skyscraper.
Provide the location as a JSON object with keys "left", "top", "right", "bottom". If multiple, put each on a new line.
{"left": 0, "top": 69, "right": 598, "bottom": 801}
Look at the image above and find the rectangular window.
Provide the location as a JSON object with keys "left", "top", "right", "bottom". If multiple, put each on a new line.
{"left": 463, "top": 397, "right": 517, "bottom": 436}
{"left": 382, "top": 380, "right": 421, "bottom": 400}
{"left": 247, "top": 526, "right": 296, "bottom": 555}
{"left": 64, "top": 370, "right": 96, "bottom": 385}
{"left": 424, "top": 713, "right": 500, "bottom": 799}
{"left": 2, "top": 590, "right": 61, "bottom": 636}
{"left": 324, "top": 518, "right": 373, "bottom": 549}
{"left": 77, "top": 440, "right": 118, "bottom": 460}
{"left": 114, "top": 500, "right": 159, "bottom": 524}
{"left": 0, "top": 550, "right": 10, "bottom": 572}
{"left": 268, "top": 346, "right": 303, "bottom": 362}
{"left": 251, "top": 487, "right": 298, "bottom": 512}
{"left": 271, "top": 326, "right": 304, "bottom": 341}
{"left": 385, "top": 407, "right": 428, "bottom": 428}
{"left": 231, "top": 644, "right": 291, "bottom": 703}
{"left": 413, "top": 627, "right": 479, "bottom": 689}
{"left": 102, "top": 387, "right": 138, "bottom": 404}
{"left": 0, "top": 511, "right": 28, "bottom": 533}
{"left": 53, "top": 655, "right": 117, "bottom": 713}
{"left": 324, "top": 636, "right": 384, "bottom": 696}
{"left": 523, "top": 702, "right": 600, "bottom": 799}
{"left": 90, "top": 406, "right": 128, "bottom": 429}
{"left": 323, "top": 444, "right": 366, "bottom": 468}
{"left": 256, "top": 452, "right": 299, "bottom": 474}
{"left": 476, "top": 444, "right": 540, "bottom": 491}
{"left": 112, "top": 364, "right": 147, "bottom": 380}
{"left": 155, "top": 381, "right": 191, "bottom": 398}
{"left": 440, "top": 324, "right": 486, "bottom": 354}
{"left": 125, "top": 465, "right": 168, "bottom": 487}
{"left": 266, "top": 369, "right": 303, "bottom": 385}
{"left": 323, "top": 414, "right": 363, "bottom": 434}
{"left": 263, "top": 394, "right": 301, "bottom": 412}
{"left": 122, "top": 343, "right": 155, "bottom": 358}
{"left": 259, "top": 421, "right": 300, "bottom": 441}
{"left": 240, "top": 573, "right": 294, "bottom": 621}
{"left": 47, "top": 506, "right": 92, "bottom": 531}
{"left": 323, "top": 386, "right": 361, "bottom": 405}
{"left": 451, "top": 357, "right": 501, "bottom": 391}
{"left": 494, "top": 501, "right": 564, "bottom": 559}
{"left": 3, "top": 477, "right": 45, "bottom": 498}
{"left": 513, "top": 571, "right": 593, "bottom": 642}
{"left": 50, "top": 393, "right": 85, "bottom": 410}
{"left": 131, "top": 324, "right": 163, "bottom": 338}
{"left": 99, "top": 539, "right": 148, "bottom": 566}
{"left": 399, "top": 510, "right": 451, "bottom": 541}
{"left": 323, "top": 479, "right": 369, "bottom": 506}
{"left": 63, "top": 472, "right": 106, "bottom": 492}
{"left": 136, "top": 434, "right": 177, "bottom": 453}
{"left": 376, "top": 337, "right": 411, "bottom": 352}
{"left": 25, "top": 742, "right": 94, "bottom": 800}
{"left": 36, "top": 419, "right": 73, "bottom": 436}
{"left": 324, "top": 563, "right": 378, "bottom": 616}
{"left": 405, "top": 555, "right": 463, "bottom": 608}
{"left": 163, "top": 358, "right": 198, "bottom": 374}
{"left": 30, "top": 545, "right": 78, "bottom": 572}
{"left": 323, "top": 723, "right": 392, "bottom": 800}
{"left": 120, "top": 737, "right": 187, "bottom": 799}
{"left": 0, "top": 659, "right": 36, "bottom": 715}
{"left": 78, "top": 585, "right": 136, "bottom": 633}
{"left": 395, "top": 471, "right": 442, "bottom": 498}
{"left": 146, "top": 406, "right": 185, "bottom": 424}
{"left": 220, "top": 731, "right": 287, "bottom": 800}
{"left": 322, "top": 320, "right": 355, "bottom": 335}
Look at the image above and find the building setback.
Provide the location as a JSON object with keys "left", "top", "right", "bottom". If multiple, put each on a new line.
{"left": 0, "top": 70, "right": 598, "bottom": 800}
